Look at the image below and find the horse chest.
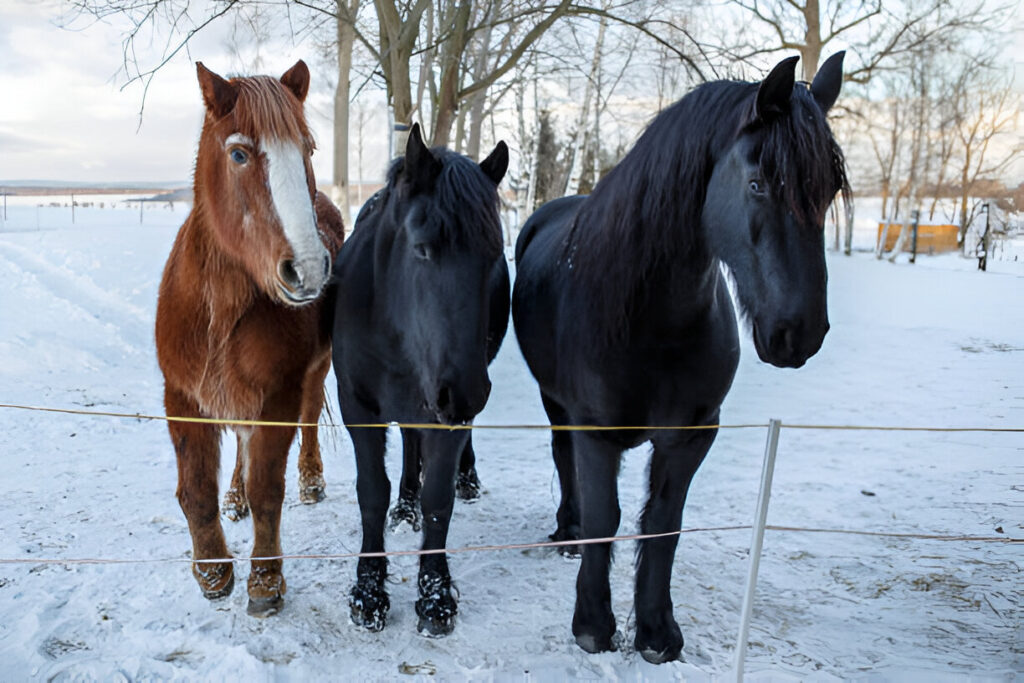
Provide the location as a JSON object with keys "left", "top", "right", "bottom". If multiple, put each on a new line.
{"left": 187, "top": 301, "right": 320, "bottom": 420}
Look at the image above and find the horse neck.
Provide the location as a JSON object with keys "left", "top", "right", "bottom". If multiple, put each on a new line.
{"left": 572, "top": 122, "right": 719, "bottom": 319}
{"left": 567, "top": 84, "right": 755, "bottom": 342}
{"left": 185, "top": 198, "right": 258, "bottom": 331}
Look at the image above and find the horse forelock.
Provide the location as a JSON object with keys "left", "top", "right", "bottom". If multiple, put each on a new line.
{"left": 384, "top": 149, "right": 502, "bottom": 260}
{"left": 748, "top": 85, "right": 850, "bottom": 226}
{"left": 230, "top": 76, "right": 312, "bottom": 147}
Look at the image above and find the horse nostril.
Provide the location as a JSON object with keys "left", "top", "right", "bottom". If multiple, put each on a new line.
{"left": 322, "top": 254, "right": 331, "bottom": 279}
{"left": 278, "top": 259, "right": 302, "bottom": 290}
{"left": 769, "top": 323, "right": 798, "bottom": 358}
{"left": 436, "top": 385, "right": 452, "bottom": 412}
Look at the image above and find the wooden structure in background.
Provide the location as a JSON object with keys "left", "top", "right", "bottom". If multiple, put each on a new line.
{"left": 877, "top": 222, "right": 959, "bottom": 253}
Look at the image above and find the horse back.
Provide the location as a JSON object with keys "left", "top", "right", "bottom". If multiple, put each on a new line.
{"left": 515, "top": 195, "right": 585, "bottom": 264}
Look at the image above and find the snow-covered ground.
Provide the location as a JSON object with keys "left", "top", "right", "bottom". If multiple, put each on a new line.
{"left": 0, "top": 202, "right": 1021, "bottom": 680}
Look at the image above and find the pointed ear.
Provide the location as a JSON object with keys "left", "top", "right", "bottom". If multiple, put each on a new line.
{"left": 479, "top": 141, "right": 508, "bottom": 185}
{"left": 404, "top": 122, "right": 442, "bottom": 185}
{"left": 756, "top": 56, "right": 799, "bottom": 120}
{"left": 280, "top": 60, "right": 310, "bottom": 102}
{"left": 810, "top": 51, "right": 845, "bottom": 113}
{"left": 197, "top": 62, "right": 238, "bottom": 118}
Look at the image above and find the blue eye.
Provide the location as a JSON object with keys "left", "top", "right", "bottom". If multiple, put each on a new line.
{"left": 229, "top": 148, "right": 249, "bottom": 164}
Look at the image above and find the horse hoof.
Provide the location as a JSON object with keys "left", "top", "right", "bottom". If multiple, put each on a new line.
{"left": 246, "top": 565, "right": 285, "bottom": 618}
{"left": 349, "top": 584, "right": 390, "bottom": 632}
{"left": 549, "top": 528, "right": 581, "bottom": 558}
{"left": 636, "top": 620, "right": 683, "bottom": 663}
{"left": 455, "top": 470, "right": 481, "bottom": 502}
{"left": 247, "top": 594, "right": 284, "bottom": 617}
{"left": 559, "top": 545, "right": 582, "bottom": 560}
{"left": 388, "top": 498, "right": 421, "bottom": 532}
{"left": 639, "top": 646, "right": 682, "bottom": 664}
{"left": 416, "top": 613, "right": 456, "bottom": 638}
{"left": 575, "top": 629, "right": 622, "bottom": 654}
{"left": 222, "top": 488, "right": 249, "bottom": 521}
{"left": 193, "top": 561, "right": 235, "bottom": 600}
{"left": 299, "top": 474, "right": 326, "bottom": 504}
{"left": 415, "top": 572, "right": 457, "bottom": 638}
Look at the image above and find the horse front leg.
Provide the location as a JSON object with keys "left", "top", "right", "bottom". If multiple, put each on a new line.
{"left": 222, "top": 432, "right": 250, "bottom": 522}
{"left": 297, "top": 351, "right": 331, "bottom": 504}
{"left": 454, "top": 436, "right": 482, "bottom": 502}
{"left": 414, "top": 429, "right": 466, "bottom": 637}
{"left": 244, "top": 392, "right": 297, "bottom": 617}
{"left": 634, "top": 426, "right": 716, "bottom": 663}
{"left": 571, "top": 431, "right": 622, "bottom": 654}
{"left": 344, "top": 401, "right": 391, "bottom": 631}
{"left": 389, "top": 428, "right": 422, "bottom": 531}
{"left": 165, "top": 387, "right": 234, "bottom": 600}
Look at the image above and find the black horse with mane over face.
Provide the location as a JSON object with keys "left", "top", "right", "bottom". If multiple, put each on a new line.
{"left": 512, "top": 54, "right": 849, "bottom": 662}
{"left": 331, "top": 123, "right": 509, "bottom": 637}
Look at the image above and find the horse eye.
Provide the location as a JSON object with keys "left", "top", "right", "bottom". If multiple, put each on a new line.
{"left": 413, "top": 243, "right": 432, "bottom": 261}
{"left": 229, "top": 148, "right": 249, "bottom": 165}
{"left": 749, "top": 179, "right": 764, "bottom": 195}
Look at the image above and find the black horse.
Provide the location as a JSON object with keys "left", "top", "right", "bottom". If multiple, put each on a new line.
{"left": 512, "top": 54, "right": 849, "bottom": 662}
{"left": 331, "top": 123, "right": 509, "bottom": 636}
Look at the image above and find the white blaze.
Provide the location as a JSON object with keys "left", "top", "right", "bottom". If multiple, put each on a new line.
{"left": 262, "top": 138, "right": 328, "bottom": 293}
{"left": 224, "top": 133, "right": 253, "bottom": 149}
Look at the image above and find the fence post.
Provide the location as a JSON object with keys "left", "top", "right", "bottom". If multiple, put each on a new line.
{"left": 733, "top": 418, "right": 782, "bottom": 681}
{"left": 909, "top": 209, "right": 920, "bottom": 264}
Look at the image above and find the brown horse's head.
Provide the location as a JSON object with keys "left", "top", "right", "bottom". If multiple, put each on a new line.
{"left": 193, "top": 60, "right": 330, "bottom": 305}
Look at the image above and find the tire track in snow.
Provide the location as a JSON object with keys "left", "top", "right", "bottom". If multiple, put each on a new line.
{"left": 0, "top": 241, "right": 152, "bottom": 352}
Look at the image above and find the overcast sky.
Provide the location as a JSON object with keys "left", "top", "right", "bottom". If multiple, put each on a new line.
{"left": 0, "top": 0, "right": 343, "bottom": 184}
{"left": 1, "top": 0, "right": 1022, "bottom": 185}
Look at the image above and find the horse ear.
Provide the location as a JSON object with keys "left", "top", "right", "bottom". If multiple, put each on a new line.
{"left": 756, "top": 56, "right": 799, "bottom": 120}
{"left": 479, "top": 141, "right": 509, "bottom": 185}
{"left": 197, "top": 62, "right": 238, "bottom": 118}
{"left": 404, "top": 123, "right": 442, "bottom": 184}
{"left": 280, "top": 60, "right": 310, "bottom": 102}
{"left": 810, "top": 51, "right": 845, "bottom": 113}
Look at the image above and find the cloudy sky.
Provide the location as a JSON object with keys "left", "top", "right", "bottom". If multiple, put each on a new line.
{"left": 1, "top": 0, "right": 1022, "bottom": 185}
{"left": 0, "top": 0, "right": 344, "bottom": 184}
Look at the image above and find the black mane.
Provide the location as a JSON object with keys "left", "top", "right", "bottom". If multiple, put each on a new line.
{"left": 383, "top": 147, "right": 504, "bottom": 260}
{"left": 566, "top": 77, "right": 848, "bottom": 340}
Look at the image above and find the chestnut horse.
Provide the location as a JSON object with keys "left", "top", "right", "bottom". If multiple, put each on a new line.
{"left": 155, "top": 60, "right": 344, "bottom": 616}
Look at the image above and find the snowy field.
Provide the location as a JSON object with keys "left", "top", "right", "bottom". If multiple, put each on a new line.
{"left": 0, "top": 201, "right": 1021, "bottom": 680}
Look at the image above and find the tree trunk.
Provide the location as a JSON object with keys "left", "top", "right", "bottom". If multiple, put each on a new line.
{"left": 800, "top": 0, "right": 822, "bottom": 81}
{"left": 843, "top": 194, "right": 854, "bottom": 255}
{"left": 374, "top": 0, "right": 428, "bottom": 157}
{"left": 563, "top": 12, "right": 607, "bottom": 196}
{"left": 958, "top": 153, "right": 971, "bottom": 253}
{"left": 432, "top": 3, "right": 471, "bottom": 146}
{"left": 464, "top": 12, "right": 495, "bottom": 159}
{"left": 331, "top": 0, "right": 360, "bottom": 221}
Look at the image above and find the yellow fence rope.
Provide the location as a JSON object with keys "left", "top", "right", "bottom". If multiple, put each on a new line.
{"left": 0, "top": 400, "right": 1018, "bottom": 567}
{"left": 1, "top": 402, "right": 1022, "bottom": 433}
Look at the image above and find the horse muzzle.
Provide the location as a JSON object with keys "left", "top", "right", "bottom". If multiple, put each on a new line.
{"left": 428, "top": 376, "right": 491, "bottom": 426}
{"left": 275, "top": 252, "right": 331, "bottom": 306}
{"left": 753, "top": 318, "right": 829, "bottom": 369}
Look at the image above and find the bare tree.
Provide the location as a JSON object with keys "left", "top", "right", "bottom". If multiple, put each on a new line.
{"left": 726, "top": 0, "right": 1002, "bottom": 83}
{"left": 949, "top": 57, "right": 1022, "bottom": 251}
